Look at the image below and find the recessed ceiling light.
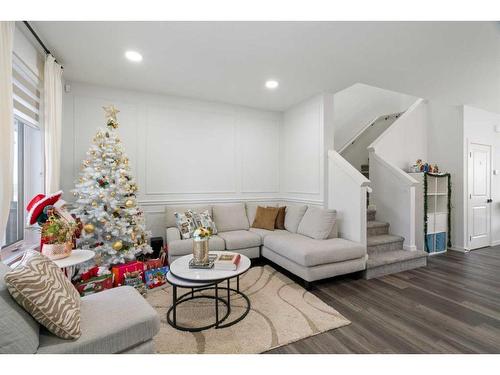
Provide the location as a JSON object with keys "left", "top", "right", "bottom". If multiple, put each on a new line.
{"left": 265, "top": 80, "right": 279, "bottom": 89}
{"left": 125, "top": 50, "right": 143, "bottom": 62}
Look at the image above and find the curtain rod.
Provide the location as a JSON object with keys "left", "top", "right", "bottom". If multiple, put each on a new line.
{"left": 22, "top": 21, "right": 63, "bottom": 68}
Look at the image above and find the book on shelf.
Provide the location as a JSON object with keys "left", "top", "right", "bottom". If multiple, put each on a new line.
{"left": 214, "top": 253, "right": 241, "bottom": 271}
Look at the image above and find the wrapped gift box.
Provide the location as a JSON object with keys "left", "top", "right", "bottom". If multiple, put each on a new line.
{"left": 74, "top": 274, "right": 113, "bottom": 296}
{"left": 144, "top": 258, "right": 163, "bottom": 270}
{"left": 144, "top": 266, "right": 169, "bottom": 289}
{"left": 111, "top": 261, "right": 144, "bottom": 287}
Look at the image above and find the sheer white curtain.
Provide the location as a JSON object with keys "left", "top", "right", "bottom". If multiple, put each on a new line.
{"left": 0, "top": 21, "right": 15, "bottom": 246}
{"left": 44, "top": 55, "right": 63, "bottom": 193}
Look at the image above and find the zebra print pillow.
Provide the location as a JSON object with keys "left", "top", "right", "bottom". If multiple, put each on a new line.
{"left": 4, "top": 250, "right": 81, "bottom": 340}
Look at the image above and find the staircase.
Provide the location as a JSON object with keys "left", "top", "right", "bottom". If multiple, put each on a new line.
{"left": 364, "top": 208, "right": 427, "bottom": 279}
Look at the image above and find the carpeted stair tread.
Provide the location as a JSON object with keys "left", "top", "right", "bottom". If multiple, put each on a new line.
{"left": 367, "top": 234, "right": 404, "bottom": 247}
{"left": 367, "top": 209, "right": 377, "bottom": 221}
{"left": 367, "top": 221, "right": 389, "bottom": 229}
{"left": 367, "top": 249, "right": 428, "bottom": 268}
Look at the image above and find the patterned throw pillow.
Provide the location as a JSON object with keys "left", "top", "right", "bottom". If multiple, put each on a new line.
{"left": 4, "top": 250, "right": 81, "bottom": 340}
{"left": 174, "top": 211, "right": 197, "bottom": 239}
{"left": 195, "top": 210, "right": 218, "bottom": 235}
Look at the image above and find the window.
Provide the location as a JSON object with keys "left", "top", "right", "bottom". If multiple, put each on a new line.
{"left": 1, "top": 50, "right": 44, "bottom": 259}
{"left": 4, "top": 119, "right": 43, "bottom": 248}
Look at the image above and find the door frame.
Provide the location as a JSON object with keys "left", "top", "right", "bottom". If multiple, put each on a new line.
{"left": 466, "top": 140, "right": 493, "bottom": 250}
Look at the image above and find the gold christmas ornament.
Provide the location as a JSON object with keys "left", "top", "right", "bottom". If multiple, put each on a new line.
{"left": 112, "top": 240, "right": 123, "bottom": 251}
{"left": 111, "top": 191, "right": 116, "bottom": 197}
{"left": 83, "top": 223, "right": 95, "bottom": 234}
{"left": 99, "top": 193, "right": 105, "bottom": 199}
{"left": 91, "top": 201, "right": 97, "bottom": 207}
{"left": 125, "top": 199, "right": 135, "bottom": 208}
{"left": 104, "top": 234, "right": 112, "bottom": 241}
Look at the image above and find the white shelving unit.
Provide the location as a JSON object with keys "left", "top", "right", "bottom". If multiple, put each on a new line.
{"left": 410, "top": 172, "right": 450, "bottom": 255}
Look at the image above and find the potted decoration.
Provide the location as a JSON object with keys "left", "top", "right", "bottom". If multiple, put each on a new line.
{"left": 40, "top": 214, "right": 77, "bottom": 260}
{"left": 192, "top": 227, "right": 212, "bottom": 265}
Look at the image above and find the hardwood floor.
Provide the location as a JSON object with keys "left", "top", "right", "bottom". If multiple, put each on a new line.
{"left": 266, "top": 246, "right": 500, "bottom": 353}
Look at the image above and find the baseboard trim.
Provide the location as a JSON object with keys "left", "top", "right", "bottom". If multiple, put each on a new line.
{"left": 403, "top": 244, "right": 417, "bottom": 251}
{"left": 491, "top": 240, "right": 500, "bottom": 247}
{"left": 448, "top": 246, "right": 467, "bottom": 253}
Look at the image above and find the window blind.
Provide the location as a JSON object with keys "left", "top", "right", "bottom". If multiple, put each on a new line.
{"left": 12, "top": 52, "right": 42, "bottom": 128}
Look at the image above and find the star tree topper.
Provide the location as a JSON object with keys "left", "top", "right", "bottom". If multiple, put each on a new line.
{"left": 103, "top": 105, "right": 120, "bottom": 129}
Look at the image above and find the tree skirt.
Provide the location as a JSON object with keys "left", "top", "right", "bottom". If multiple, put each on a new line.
{"left": 146, "top": 265, "right": 350, "bottom": 354}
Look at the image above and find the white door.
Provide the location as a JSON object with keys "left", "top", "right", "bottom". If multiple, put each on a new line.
{"left": 468, "top": 143, "right": 491, "bottom": 249}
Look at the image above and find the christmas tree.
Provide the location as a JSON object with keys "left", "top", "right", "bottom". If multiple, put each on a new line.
{"left": 71, "top": 105, "right": 152, "bottom": 267}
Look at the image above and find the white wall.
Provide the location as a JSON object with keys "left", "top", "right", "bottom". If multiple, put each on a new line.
{"left": 281, "top": 94, "right": 334, "bottom": 207}
{"left": 427, "top": 102, "right": 464, "bottom": 250}
{"left": 340, "top": 115, "right": 397, "bottom": 171}
{"left": 463, "top": 105, "right": 500, "bottom": 247}
{"left": 61, "top": 82, "right": 282, "bottom": 238}
{"left": 370, "top": 99, "right": 427, "bottom": 170}
{"left": 334, "top": 83, "right": 417, "bottom": 151}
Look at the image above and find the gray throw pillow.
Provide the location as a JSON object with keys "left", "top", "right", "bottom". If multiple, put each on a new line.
{"left": 284, "top": 205, "right": 308, "bottom": 233}
{"left": 297, "top": 206, "right": 337, "bottom": 240}
{"left": 213, "top": 203, "right": 249, "bottom": 232}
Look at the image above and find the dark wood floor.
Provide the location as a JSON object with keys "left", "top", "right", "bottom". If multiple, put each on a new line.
{"left": 266, "top": 246, "right": 500, "bottom": 353}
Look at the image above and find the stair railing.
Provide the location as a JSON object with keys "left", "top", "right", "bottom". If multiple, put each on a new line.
{"left": 328, "top": 150, "right": 370, "bottom": 246}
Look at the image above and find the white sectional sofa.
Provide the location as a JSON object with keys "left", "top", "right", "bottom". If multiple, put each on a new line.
{"left": 165, "top": 202, "right": 366, "bottom": 286}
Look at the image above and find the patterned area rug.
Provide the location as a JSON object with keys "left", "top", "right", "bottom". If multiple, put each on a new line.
{"left": 146, "top": 265, "right": 350, "bottom": 353}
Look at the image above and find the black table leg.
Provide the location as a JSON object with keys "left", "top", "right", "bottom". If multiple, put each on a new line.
{"left": 215, "top": 282, "right": 219, "bottom": 324}
{"left": 237, "top": 275, "right": 240, "bottom": 292}
{"left": 172, "top": 285, "right": 177, "bottom": 326}
{"left": 227, "top": 278, "right": 230, "bottom": 305}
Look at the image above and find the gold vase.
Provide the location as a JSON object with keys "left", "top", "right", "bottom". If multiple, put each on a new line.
{"left": 192, "top": 237, "right": 209, "bottom": 264}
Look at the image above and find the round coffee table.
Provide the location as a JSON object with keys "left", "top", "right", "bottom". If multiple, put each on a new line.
{"left": 167, "top": 251, "right": 251, "bottom": 332}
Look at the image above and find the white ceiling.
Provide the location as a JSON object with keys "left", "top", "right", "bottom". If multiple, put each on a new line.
{"left": 32, "top": 21, "right": 500, "bottom": 112}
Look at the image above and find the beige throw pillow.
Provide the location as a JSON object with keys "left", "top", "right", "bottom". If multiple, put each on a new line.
{"left": 252, "top": 206, "right": 279, "bottom": 231}
{"left": 4, "top": 250, "right": 81, "bottom": 340}
{"left": 297, "top": 206, "right": 337, "bottom": 240}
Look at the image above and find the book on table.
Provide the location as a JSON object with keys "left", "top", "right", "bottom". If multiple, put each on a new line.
{"left": 214, "top": 253, "right": 241, "bottom": 271}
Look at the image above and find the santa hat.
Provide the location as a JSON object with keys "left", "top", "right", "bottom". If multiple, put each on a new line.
{"left": 26, "top": 191, "right": 63, "bottom": 225}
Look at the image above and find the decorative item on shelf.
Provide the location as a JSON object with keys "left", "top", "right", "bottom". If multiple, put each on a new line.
{"left": 192, "top": 227, "right": 212, "bottom": 265}
{"left": 410, "top": 159, "right": 439, "bottom": 174}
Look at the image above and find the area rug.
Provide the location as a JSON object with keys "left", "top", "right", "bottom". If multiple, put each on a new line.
{"left": 146, "top": 265, "right": 350, "bottom": 353}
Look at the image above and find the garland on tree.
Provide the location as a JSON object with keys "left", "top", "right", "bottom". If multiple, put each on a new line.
{"left": 423, "top": 172, "right": 452, "bottom": 252}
